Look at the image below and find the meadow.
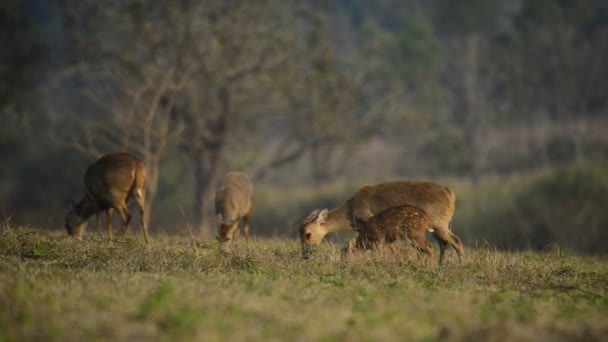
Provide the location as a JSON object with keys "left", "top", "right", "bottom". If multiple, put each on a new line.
{"left": 1, "top": 226, "right": 607, "bottom": 341}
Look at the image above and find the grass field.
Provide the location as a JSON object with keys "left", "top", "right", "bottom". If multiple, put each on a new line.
{"left": 1, "top": 226, "right": 607, "bottom": 341}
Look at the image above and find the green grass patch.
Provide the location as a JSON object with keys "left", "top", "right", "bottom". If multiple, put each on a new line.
{"left": 1, "top": 226, "right": 607, "bottom": 341}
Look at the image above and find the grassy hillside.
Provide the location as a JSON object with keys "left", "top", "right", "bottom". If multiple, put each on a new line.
{"left": 1, "top": 226, "right": 607, "bottom": 341}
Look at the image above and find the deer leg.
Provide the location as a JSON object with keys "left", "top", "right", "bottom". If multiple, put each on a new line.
{"left": 232, "top": 221, "right": 241, "bottom": 241}
{"left": 243, "top": 211, "right": 251, "bottom": 244}
{"left": 134, "top": 196, "right": 149, "bottom": 243}
{"left": 95, "top": 212, "right": 103, "bottom": 238}
{"left": 369, "top": 236, "right": 386, "bottom": 258}
{"left": 389, "top": 240, "right": 402, "bottom": 256}
{"left": 432, "top": 230, "right": 449, "bottom": 265}
{"left": 424, "top": 241, "right": 436, "bottom": 265}
{"left": 115, "top": 205, "right": 131, "bottom": 238}
{"left": 228, "top": 223, "right": 239, "bottom": 244}
{"left": 447, "top": 230, "right": 465, "bottom": 262}
{"left": 411, "top": 235, "right": 435, "bottom": 264}
{"left": 408, "top": 236, "right": 423, "bottom": 262}
{"left": 359, "top": 235, "right": 375, "bottom": 252}
{"left": 438, "top": 239, "right": 448, "bottom": 265}
{"left": 106, "top": 208, "right": 115, "bottom": 240}
{"left": 342, "top": 237, "right": 358, "bottom": 255}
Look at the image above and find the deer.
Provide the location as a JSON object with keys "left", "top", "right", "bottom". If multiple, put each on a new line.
{"left": 215, "top": 171, "right": 254, "bottom": 251}
{"left": 299, "top": 180, "right": 465, "bottom": 264}
{"left": 65, "top": 152, "right": 149, "bottom": 243}
{"left": 342, "top": 205, "right": 436, "bottom": 264}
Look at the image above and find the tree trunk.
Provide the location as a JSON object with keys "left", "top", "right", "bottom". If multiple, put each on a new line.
{"left": 192, "top": 158, "right": 203, "bottom": 231}
{"left": 192, "top": 86, "right": 231, "bottom": 236}
{"left": 572, "top": 117, "right": 587, "bottom": 164}
{"left": 459, "top": 34, "right": 487, "bottom": 185}
{"left": 191, "top": 150, "right": 224, "bottom": 237}
{"left": 193, "top": 157, "right": 213, "bottom": 236}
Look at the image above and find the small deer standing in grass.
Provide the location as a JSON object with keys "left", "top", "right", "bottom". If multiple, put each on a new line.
{"left": 300, "top": 180, "right": 465, "bottom": 264}
{"left": 215, "top": 171, "right": 254, "bottom": 251}
{"left": 343, "top": 205, "right": 436, "bottom": 263}
{"left": 65, "top": 152, "right": 149, "bottom": 242}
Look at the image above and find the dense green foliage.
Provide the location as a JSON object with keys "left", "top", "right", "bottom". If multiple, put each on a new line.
{"left": 454, "top": 162, "right": 608, "bottom": 254}
{"left": 1, "top": 227, "right": 607, "bottom": 340}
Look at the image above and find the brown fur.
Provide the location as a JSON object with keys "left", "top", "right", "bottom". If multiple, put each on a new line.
{"left": 300, "top": 180, "right": 465, "bottom": 263}
{"left": 343, "top": 206, "right": 435, "bottom": 263}
{"left": 215, "top": 171, "right": 254, "bottom": 250}
{"left": 65, "top": 152, "right": 149, "bottom": 242}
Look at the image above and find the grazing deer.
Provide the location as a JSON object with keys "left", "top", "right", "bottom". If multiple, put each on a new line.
{"left": 300, "top": 181, "right": 465, "bottom": 264}
{"left": 342, "top": 205, "right": 436, "bottom": 263}
{"left": 215, "top": 171, "right": 254, "bottom": 250}
{"left": 65, "top": 152, "right": 149, "bottom": 243}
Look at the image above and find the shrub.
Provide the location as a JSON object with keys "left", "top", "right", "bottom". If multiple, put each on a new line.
{"left": 454, "top": 162, "right": 608, "bottom": 254}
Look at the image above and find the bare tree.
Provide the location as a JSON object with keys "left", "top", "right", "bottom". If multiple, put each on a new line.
{"left": 48, "top": 1, "right": 194, "bottom": 225}
{"left": 49, "top": 64, "right": 188, "bottom": 226}
{"left": 49, "top": 0, "right": 405, "bottom": 234}
{"left": 168, "top": 0, "right": 303, "bottom": 233}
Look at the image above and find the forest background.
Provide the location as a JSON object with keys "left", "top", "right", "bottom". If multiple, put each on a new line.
{"left": 2, "top": 0, "right": 608, "bottom": 254}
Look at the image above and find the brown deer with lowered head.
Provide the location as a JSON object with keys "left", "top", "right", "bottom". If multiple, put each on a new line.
{"left": 343, "top": 205, "right": 437, "bottom": 263}
{"left": 65, "top": 152, "right": 149, "bottom": 243}
{"left": 215, "top": 171, "right": 254, "bottom": 250}
{"left": 300, "top": 180, "right": 465, "bottom": 264}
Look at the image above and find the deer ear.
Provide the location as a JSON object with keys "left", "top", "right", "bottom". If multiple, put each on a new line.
{"left": 306, "top": 209, "right": 321, "bottom": 221}
{"left": 316, "top": 209, "right": 329, "bottom": 224}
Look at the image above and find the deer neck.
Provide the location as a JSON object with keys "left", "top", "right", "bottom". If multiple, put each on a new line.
{"left": 76, "top": 197, "right": 96, "bottom": 220}
{"left": 324, "top": 204, "right": 355, "bottom": 233}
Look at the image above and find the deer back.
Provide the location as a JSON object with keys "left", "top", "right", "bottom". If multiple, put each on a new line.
{"left": 214, "top": 172, "right": 253, "bottom": 224}
{"left": 347, "top": 180, "right": 455, "bottom": 230}
{"left": 84, "top": 153, "right": 146, "bottom": 209}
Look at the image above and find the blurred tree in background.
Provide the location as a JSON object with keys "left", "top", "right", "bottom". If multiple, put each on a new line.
{"left": 1, "top": 0, "right": 608, "bottom": 252}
